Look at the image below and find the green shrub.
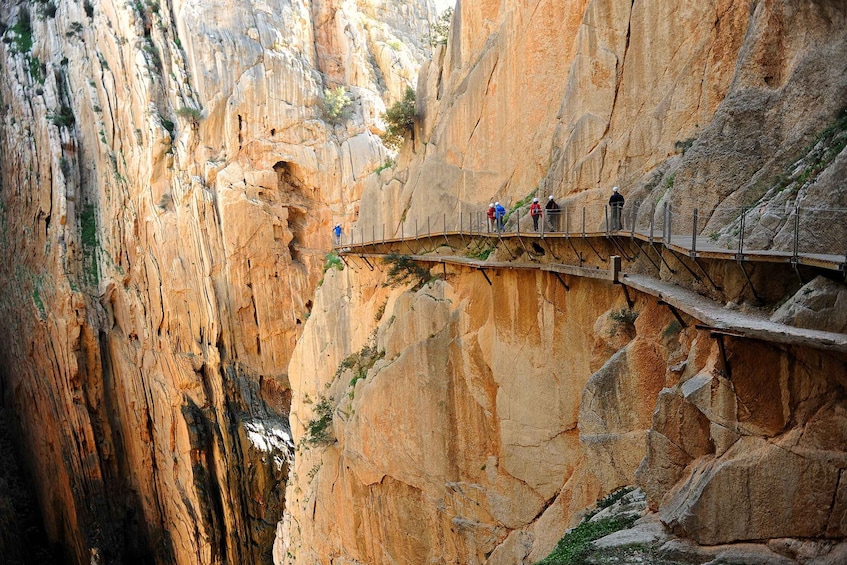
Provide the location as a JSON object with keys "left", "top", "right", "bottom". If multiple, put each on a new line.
{"left": 48, "top": 105, "right": 75, "bottom": 128}
{"left": 176, "top": 105, "right": 202, "bottom": 123}
{"left": 590, "top": 487, "right": 635, "bottom": 517}
{"left": 304, "top": 395, "right": 334, "bottom": 446}
{"left": 469, "top": 246, "right": 493, "bottom": 261}
{"left": 375, "top": 159, "right": 395, "bottom": 174}
{"left": 382, "top": 252, "right": 431, "bottom": 290}
{"left": 323, "top": 251, "right": 344, "bottom": 273}
{"left": 537, "top": 515, "right": 638, "bottom": 565}
{"left": 322, "top": 86, "right": 351, "bottom": 124}
{"left": 427, "top": 7, "right": 453, "bottom": 47}
{"left": 380, "top": 87, "right": 416, "bottom": 151}
{"left": 7, "top": 11, "right": 33, "bottom": 54}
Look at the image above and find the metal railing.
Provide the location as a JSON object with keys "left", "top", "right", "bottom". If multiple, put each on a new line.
{"left": 333, "top": 202, "right": 847, "bottom": 269}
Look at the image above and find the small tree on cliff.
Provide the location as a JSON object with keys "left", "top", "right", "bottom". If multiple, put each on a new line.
{"left": 322, "top": 86, "right": 352, "bottom": 125}
{"left": 427, "top": 7, "right": 453, "bottom": 47}
{"left": 380, "top": 86, "right": 416, "bottom": 151}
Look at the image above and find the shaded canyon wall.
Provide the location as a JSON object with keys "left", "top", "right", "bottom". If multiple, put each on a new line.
{"left": 0, "top": 0, "right": 440, "bottom": 562}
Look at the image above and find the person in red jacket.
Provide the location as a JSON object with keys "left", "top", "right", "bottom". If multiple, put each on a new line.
{"left": 487, "top": 203, "right": 496, "bottom": 232}
{"left": 530, "top": 198, "right": 542, "bottom": 231}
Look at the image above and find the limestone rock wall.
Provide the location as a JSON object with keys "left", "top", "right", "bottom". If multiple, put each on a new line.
{"left": 0, "top": 0, "right": 438, "bottom": 563}
{"left": 360, "top": 0, "right": 847, "bottom": 238}
{"left": 280, "top": 257, "right": 754, "bottom": 562}
{"left": 281, "top": 0, "right": 847, "bottom": 563}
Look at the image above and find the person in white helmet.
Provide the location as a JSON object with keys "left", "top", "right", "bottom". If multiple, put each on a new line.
{"left": 487, "top": 203, "right": 496, "bottom": 232}
{"left": 530, "top": 197, "right": 542, "bottom": 231}
{"left": 609, "top": 186, "right": 625, "bottom": 231}
{"left": 545, "top": 195, "right": 560, "bottom": 232}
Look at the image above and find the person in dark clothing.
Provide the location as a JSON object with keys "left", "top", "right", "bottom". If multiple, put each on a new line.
{"left": 609, "top": 186, "right": 624, "bottom": 231}
{"left": 545, "top": 195, "right": 560, "bottom": 232}
{"left": 529, "top": 197, "right": 542, "bottom": 231}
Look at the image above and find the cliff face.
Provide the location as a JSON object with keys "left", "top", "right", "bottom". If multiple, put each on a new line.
{"left": 0, "top": 0, "right": 437, "bottom": 563}
{"left": 2, "top": 0, "right": 846, "bottom": 563}
{"left": 281, "top": 0, "right": 847, "bottom": 563}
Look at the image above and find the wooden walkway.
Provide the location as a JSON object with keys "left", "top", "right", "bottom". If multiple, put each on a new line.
{"left": 337, "top": 228, "right": 847, "bottom": 272}
{"left": 336, "top": 230, "right": 847, "bottom": 355}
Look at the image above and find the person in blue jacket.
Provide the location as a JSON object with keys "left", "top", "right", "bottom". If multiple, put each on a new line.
{"left": 494, "top": 202, "right": 506, "bottom": 231}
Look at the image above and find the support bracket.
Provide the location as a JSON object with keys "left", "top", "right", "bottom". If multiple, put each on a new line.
{"left": 479, "top": 268, "right": 492, "bottom": 286}
{"left": 737, "top": 260, "right": 762, "bottom": 302}
{"left": 621, "top": 284, "right": 634, "bottom": 309}
{"left": 694, "top": 324, "right": 745, "bottom": 378}
{"left": 658, "top": 299, "right": 687, "bottom": 328}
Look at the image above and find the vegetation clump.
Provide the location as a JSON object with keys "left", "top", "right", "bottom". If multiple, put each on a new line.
{"left": 536, "top": 515, "right": 638, "bottom": 565}
{"left": 48, "top": 104, "right": 75, "bottom": 128}
{"left": 322, "top": 86, "right": 352, "bottom": 124}
{"left": 380, "top": 87, "right": 416, "bottom": 151}
{"left": 609, "top": 307, "right": 638, "bottom": 336}
{"left": 5, "top": 10, "right": 33, "bottom": 54}
{"left": 338, "top": 342, "right": 385, "bottom": 396}
{"left": 427, "top": 7, "right": 453, "bottom": 47}
{"left": 304, "top": 395, "right": 334, "bottom": 446}
{"left": 382, "top": 252, "right": 432, "bottom": 290}
{"left": 323, "top": 251, "right": 344, "bottom": 273}
{"left": 176, "top": 105, "right": 202, "bottom": 123}
{"left": 538, "top": 487, "right": 639, "bottom": 565}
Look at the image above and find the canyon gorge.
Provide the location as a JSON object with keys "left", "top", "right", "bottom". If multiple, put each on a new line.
{"left": 0, "top": 0, "right": 846, "bottom": 564}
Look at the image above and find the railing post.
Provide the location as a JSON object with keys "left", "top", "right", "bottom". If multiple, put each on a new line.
{"left": 415, "top": 218, "right": 419, "bottom": 238}
{"left": 692, "top": 208, "right": 698, "bottom": 256}
{"left": 382, "top": 223, "right": 385, "bottom": 245}
{"left": 667, "top": 203, "right": 673, "bottom": 246}
{"left": 540, "top": 208, "right": 545, "bottom": 237}
{"left": 401, "top": 221, "right": 404, "bottom": 241}
{"left": 443, "top": 213, "right": 447, "bottom": 237}
{"left": 372, "top": 224, "right": 376, "bottom": 245}
{"left": 582, "top": 207, "right": 586, "bottom": 237}
{"left": 631, "top": 201, "right": 636, "bottom": 238}
{"left": 565, "top": 207, "right": 570, "bottom": 235}
{"left": 793, "top": 205, "right": 800, "bottom": 264}
{"left": 649, "top": 209, "right": 654, "bottom": 243}
{"left": 428, "top": 216, "right": 431, "bottom": 238}
{"left": 738, "top": 207, "right": 746, "bottom": 258}
{"left": 517, "top": 208, "right": 520, "bottom": 235}
{"left": 460, "top": 211, "right": 463, "bottom": 234}
{"left": 604, "top": 205, "right": 610, "bottom": 236}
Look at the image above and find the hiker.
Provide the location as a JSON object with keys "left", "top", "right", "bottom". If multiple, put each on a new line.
{"left": 529, "top": 197, "right": 542, "bottom": 231}
{"left": 495, "top": 201, "right": 506, "bottom": 232}
{"left": 487, "top": 203, "right": 496, "bottom": 232}
{"left": 333, "top": 223, "right": 342, "bottom": 245}
{"left": 545, "top": 195, "right": 560, "bottom": 232}
{"left": 609, "top": 186, "right": 625, "bottom": 231}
